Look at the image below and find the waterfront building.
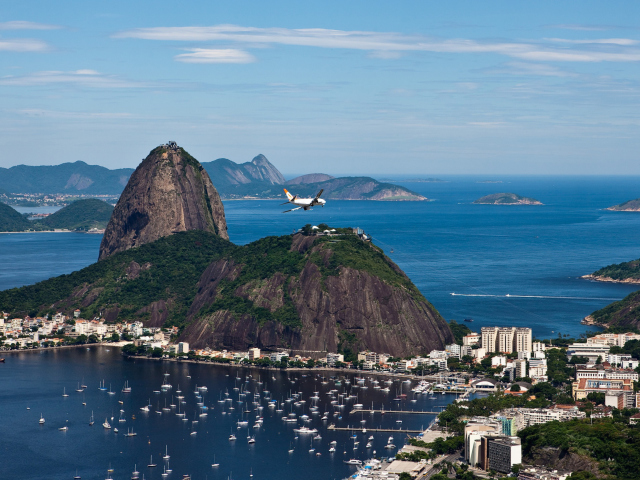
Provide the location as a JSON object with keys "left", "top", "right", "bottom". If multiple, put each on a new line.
{"left": 248, "top": 347, "right": 260, "bottom": 361}
{"left": 518, "top": 467, "right": 571, "bottom": 480}
{"left": 481, "top": 327, "right": 499, "bottom": 353}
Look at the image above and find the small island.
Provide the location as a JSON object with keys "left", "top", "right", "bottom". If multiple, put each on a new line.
{"left": 473, "top": 192, "right": 542, "bottom": 205}
{"left": 606, "top": 198, "right": 640, "bottom": 212}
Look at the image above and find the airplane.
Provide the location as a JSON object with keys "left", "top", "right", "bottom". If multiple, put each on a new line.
{"left": 281, "top": 188, "right": 326, "bottom": 213}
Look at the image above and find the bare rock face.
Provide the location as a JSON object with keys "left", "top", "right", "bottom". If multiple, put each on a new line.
{"left": 179, "top": 233, "right": 453, "bottom": 357}
{"left": 99, "top": 145, "right": 228, "bottom": 260}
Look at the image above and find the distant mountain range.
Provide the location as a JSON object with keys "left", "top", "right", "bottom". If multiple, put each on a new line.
{"left": 0, "top": 154, "right": 426, "bottom": 201}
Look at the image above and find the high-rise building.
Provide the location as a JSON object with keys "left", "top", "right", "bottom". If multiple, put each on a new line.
{"left": 498, "top": 327, "right": 516, "bottom": 353}
{"left": 481, "top": 327, "right": 499, "bottom": 353}
{"left": 515, "top": 328, "right": 532, "bottom": 353}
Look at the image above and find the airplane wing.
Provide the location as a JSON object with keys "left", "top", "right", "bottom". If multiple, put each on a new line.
{"left": 314, "top": 189, "right": 324, "bottom": 199}
{"left": 280, "top": 201, "right": 291, "bottom": 205}
{"left": 282, "top": 206, "right": 302, "bottom": 213}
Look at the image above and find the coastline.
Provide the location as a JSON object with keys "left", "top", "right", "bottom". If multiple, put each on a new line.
{"left": 580, "top": 274, "right": 640, "bottom": 285}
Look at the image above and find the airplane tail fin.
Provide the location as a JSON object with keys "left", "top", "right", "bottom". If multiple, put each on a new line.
{"left": 284, "top": 189, "right": 295, "bottom": 201}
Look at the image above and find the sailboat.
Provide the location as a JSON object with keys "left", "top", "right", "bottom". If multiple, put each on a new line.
{"left": 73, "top": 468, "right": 81, "bottom": 479}
{"left": 147, "top": 455, "right": 157, "bottom": 468}
{"left": 211, "top": 455, "right": 219, "bottom": 468}
{"left": 76, "top": 382, "right": 84, "bottom": 393}
{"left": 89, "top": 411, "right": 95, "bottom": 426}
{"left": 99, "top": 380, "right": 107, "bottom": 391}
{"left": 62, "top": 387, "right": 69, "bottom": 397}
{"left": 39, "top": 414, "right": 45, "bottom": 425}
{"left": 163, "top": 445, "right": 170, "bottom": 460}
{"left": 131, "top": 464, "right": 140, "bottom": 479}
{"left": 103, "top": 418, "right": 111, "bottom": 429}
{"left": 122, "top": 380, "right": 132, "bottom": 393}
{"left": 107, "top": 384, "right": 115, "bottom": 395}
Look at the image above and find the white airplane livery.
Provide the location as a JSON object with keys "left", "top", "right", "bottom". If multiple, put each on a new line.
{"left": 281, "top": 188, "right": 326, "bottom": 212}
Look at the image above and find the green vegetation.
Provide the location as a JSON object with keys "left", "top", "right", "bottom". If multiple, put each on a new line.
{"left": 37, "top": 199, "right": 114, "bottom": 231}
{"left": 519, "top": 418, "right": 640, "bottom": 479}
{"left": 0, "top": 201, "right": 31, "bottom": 232}
{"left": 449, "top": 320, "right": 472, "bottom": 345}
{"left": 591, "top": 258, "right": 640, "bottom": 281}
{"left": 0, "top": 230, "right": 232, "bottom": 323}
{"left": 310, "top": 232, "right": 427, "bottom": 302}
{"left": 473, "top": 192, "right": 542, "bottom": 205}
{"left": 589, "top": 289, "right": 640, "bottom": 328}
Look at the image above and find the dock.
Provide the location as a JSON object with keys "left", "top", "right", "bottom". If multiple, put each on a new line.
{"left": 349, "top": 409, "right": 442, "bottom": 415}
{"left": 327, "top": 425, "right": 424, "bottom": 434}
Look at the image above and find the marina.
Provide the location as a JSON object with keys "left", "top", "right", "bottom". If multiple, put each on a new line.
{"left": 0, "top": 346, "right": 464, "bottom": 480}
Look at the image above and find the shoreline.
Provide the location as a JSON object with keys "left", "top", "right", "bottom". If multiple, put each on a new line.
{"left": 580, "top": 274, "right": 640, "bottom": 285}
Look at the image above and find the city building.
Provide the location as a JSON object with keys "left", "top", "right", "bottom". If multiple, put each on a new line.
{"left": 587, "top": 332, "right": 640, "bottom": 348}
{"left": 566, "top": 343, "right": 610, "bottom": 362}
{"left": 463, "top": 333, "right": 480, "bottom": 346}
{"left": 481, "top": 326, "right": 532, "bottom": 353}
{"left": 326, "top": 352, "right": 343, "bottom": 366}
{"left": 178, "top": 342, "right": 190, "bottom": 354}
{"left": 483, "top": 436, "right": 522, "bottom": 474}
{"left": 248, "top": 347, "right": 260, "bottom": 361}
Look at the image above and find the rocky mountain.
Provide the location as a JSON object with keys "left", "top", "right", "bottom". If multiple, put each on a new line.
{"left": 0, "top": 228, "right": 453, "bottom": 357}
{"left": 282, "top": 177, "right": 427, "bottom": 201}
{"left": 607, "top": 198, "right": 640, "bottom": 211}
{"left": 473, "top": 192, "right": 542, "bottom": 205}
{"left": 586, "top": 288, "right": 640, "bottom": 330}
{"left": 38, "top": 199, "right": 114, "bottom": 231}
{"left": 201, "top": 154, "right": 286, "bottom": 187}
{"left": 286, "top": 173, "right": 334, "bottom": 185}
{"left": 98, "top": 145, "right": 228, "bottom": 261}
{"left": 0, "top": 161, "right": 133, "bottom": 194}
{"left": 0, "top": 202, "right": 31, "bottom": 232}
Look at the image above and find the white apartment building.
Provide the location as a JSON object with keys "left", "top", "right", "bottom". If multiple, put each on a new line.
{"left": 463, "top": 333, "right": 480, "bottom": 346}
{"left": 445, "top": 344, "right": 461, "bottom": 358}
{"left": 575, "top": 366, "right": 638, "bottom": 382}
{"left": 566, "top": 343, "right": 610, "bottom": 362}
{"left": 270, "top": 352, "right": 289, "bottom": 363}
{"left": 514, "top": 359, "right": 527, "bottom": 379}
{"left": 606, "top": 353, "right": 639, "bottom": 369}
{"left": 482, "top": 326, "right": 532, "bottom": 353}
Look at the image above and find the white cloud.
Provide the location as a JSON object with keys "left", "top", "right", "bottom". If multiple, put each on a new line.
{"left": 0, "top": 38, "right": 49, "bottom": 52}
{"left": 174, "top": 48, "right": 255, "bottom": 64}
{"left": 114, "top": 24, "right": 640, "bottom": 63}
{"left": 547, "top": 24, "right": 609, "bottom": 32}
{"left": 0, "top": 70, "right": 148, "bottom": 88}
{"left": 0, "top": 21, "right": 62, "bottom": 30}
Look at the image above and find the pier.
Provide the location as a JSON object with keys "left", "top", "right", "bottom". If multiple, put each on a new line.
{"left": 328, "top": 425, "right": 424, "bottom": 434}
{"left": 349, "top": 409, "right": 442, "bottom": 415}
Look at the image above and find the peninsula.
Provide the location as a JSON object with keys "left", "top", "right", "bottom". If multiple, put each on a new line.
{"left": 473, "top": 192, "right": 542, "bottom": 205}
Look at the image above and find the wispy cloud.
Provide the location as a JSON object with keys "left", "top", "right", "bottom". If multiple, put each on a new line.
{"left": 546, "top": 38, "right": 639, "bottom": 46}
{"left": 114, "top": 24, "right": 640, "bottom": 63}
{"left": 0, "top": 21, "right": 62, "bottom": 31}
{"left": 547, "top": 24, "right": 609, "bottom": 32}
{"left": 0, "top": 38, "right": 50, "bottom": 52}
{"left": 0, "top": 70, "right": 148, "bottom": 88}
{"left": 175, "top": 48, "right": 256, "bottom": 63}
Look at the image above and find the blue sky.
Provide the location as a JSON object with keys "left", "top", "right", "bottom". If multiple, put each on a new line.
{"left": 1, "top": 1, "right": 640, "bottom": 175}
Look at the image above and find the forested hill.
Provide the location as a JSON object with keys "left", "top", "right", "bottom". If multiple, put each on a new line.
{"left": 38, "top": 199, "right": 114, "bottom": 231}
{"left": 0, "top": 202, "right": 31, "bottom": 232}
{"left": 0, "top": 229, "right": 453, "bottom": 357}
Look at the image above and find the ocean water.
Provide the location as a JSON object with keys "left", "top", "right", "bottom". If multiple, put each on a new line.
{"left": 0, "top": 347, "right": 452, "bottom": 480}
{"left": 2, "top": 176, "right": 640, "bottom": 338}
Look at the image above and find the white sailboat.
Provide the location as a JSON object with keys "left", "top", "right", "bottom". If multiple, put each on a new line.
{"left": 89, "top": 411, "right": 95, "bottom": 426}
{"left": 39, "top": 414, "right": 45, "bottom": 425}
{"left": 163, "top": 445, "right": 170, "bottom": 460}
{"left": 147, "top": 455, "right": 157, "bottom": 468}
{"left": 103, "top": 418, "right": 111, "bottom": 429}
{"left": 62, "top": 387, "right": 69, "bottom": 397}
{"left": 211, "top": 455, "right": 219, "bottom": 468}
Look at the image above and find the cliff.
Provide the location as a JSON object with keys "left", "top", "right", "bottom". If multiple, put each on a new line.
{"left": 607, "top": 198, "right": 640, "bottom": 212}
{"left": 0, "top": 230, "right": 453, "bottom": 357}
{"left": 473, "top": 192, "right": 542, "bottom": 205}
{"left": 99, "top": 145, "right": 228, "bottom": 260}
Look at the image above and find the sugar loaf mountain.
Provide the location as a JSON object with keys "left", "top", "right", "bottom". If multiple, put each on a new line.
{"left": 0, "top": 143, "right": 452, "bottom": 357}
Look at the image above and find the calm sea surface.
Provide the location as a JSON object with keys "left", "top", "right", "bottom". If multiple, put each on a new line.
{"left": 0, "top": 347, "right": 452, "bottom": 480}
{"left": 2, "top": 176, "right": 640, "bottom": 478}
